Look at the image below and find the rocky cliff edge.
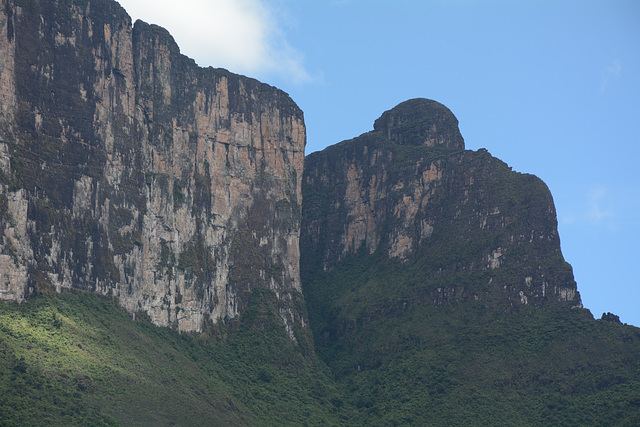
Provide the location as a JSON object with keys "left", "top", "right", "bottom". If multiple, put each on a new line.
{"left": 0, "top": 0, "right": 306, "bottom": 337}
{"left": 302, "top": 98, "right": 580, "bottom": 310}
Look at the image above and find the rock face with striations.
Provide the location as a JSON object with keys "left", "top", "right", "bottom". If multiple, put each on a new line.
{"left": 302, "top": 98, "right": 581, "bottom": 311}
{"left": 0, "top": 0, "right": 306, "bottom": 336}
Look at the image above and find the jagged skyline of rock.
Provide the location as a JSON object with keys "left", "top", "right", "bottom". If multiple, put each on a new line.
{"left": 1, "top": 0, "right": 637, "bottom": 328}
{"left": 118, "top": 0, "right": 639, "bottom": 326}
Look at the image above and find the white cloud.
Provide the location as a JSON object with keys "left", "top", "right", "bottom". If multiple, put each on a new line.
{"left": 601, "top": 58, "right": 622, "bottom": 92}
{"left": 561, "top": 213, "right": 576, "bottom": 225}
{"left": 586, "top": 185, "right": 614, "bottom": 225}
{"left": 560, "top": 185, "right": 617, "bottom": 230}
{"left": 117, "top": 0, "right": 311, "bottom": 84}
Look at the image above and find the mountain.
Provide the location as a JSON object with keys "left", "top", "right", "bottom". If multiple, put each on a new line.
{"left": 0, "top": 0, "right": 306, "bottom": 339}
{"left": 301, "top": 98, "right": 580, "bottom": 331}
{"left": 1, "top": 0, "right": 640, "bottom": 425}
{"left": 300, "top": 99, "right": 640, "bottom": 425}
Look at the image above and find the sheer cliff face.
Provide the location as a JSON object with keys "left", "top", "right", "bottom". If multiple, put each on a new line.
{"left": 0, "top": 0, "right": 306, "bottom": 334}
{"left": 302, "top": 99, "right": 580, "bottom": 309}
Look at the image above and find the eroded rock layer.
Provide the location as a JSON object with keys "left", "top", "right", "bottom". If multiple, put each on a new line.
{"left": 0, "top": 0, "right": 306, "bottom": 335}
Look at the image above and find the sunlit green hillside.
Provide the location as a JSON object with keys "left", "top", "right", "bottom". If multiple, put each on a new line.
{"left": 0, "top": 289, "right": 343, "bottom": 426}
{"left": 303, "top": 250, "right": 640, "bottom": 425}
{"left": 2, "top": 278, "right": 640, "bottom": 425}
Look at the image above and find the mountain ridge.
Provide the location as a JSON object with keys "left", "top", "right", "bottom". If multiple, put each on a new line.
{"left": 1, "top": 0, "right": 639, "bottom": 425}
{"left": 298, "top": 100, "right": 639, "bottom": 426}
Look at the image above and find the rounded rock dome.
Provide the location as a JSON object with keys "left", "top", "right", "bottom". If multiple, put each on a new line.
{"left": 373, "top": 98, "right": 465, "bottom": 149}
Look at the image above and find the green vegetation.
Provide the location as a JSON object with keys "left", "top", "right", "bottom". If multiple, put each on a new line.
{"left": 302, "top": 249, "right": 640, "bottom": 425}
{"left": 173, "top": 179, "right": 184, "bottom": 211}
{"left": 3, "top": 246, "right": 639, "bottom": 426}
{"left": 0, "top": 290, "right": 343, "bottom": 426}
{"left": 300, "top": 128, "right": 640, "bottom": 425}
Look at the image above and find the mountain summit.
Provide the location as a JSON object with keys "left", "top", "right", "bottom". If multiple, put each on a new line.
{"left": 303, "top": 97, "right": 580, "bottom": 311}
{"left": 299, "top": 99, "right": 640, "bottom": 425}
{"left": 373, "top": 98, "right": 465, "bottom": 149}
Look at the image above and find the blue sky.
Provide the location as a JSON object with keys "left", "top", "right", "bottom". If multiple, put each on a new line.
{"left": 118, "top": 0, "right": 640, "bottom": 326}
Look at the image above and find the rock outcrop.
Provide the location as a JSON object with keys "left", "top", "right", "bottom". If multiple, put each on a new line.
{"left": 0, "top": 0, "right": 306, "bottom": 335}
{"left": 302, "top": 98, "right": 580, "bottom": 309}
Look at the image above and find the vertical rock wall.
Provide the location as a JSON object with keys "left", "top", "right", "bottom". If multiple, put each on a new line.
{"left": 302, "top": 99, "right": 580, "bottom": 309}
{"left": 0, "top": 0, "right": 306, "bottom": 335}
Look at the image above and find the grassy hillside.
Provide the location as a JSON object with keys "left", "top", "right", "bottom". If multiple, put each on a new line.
{"left": 0, "top": 289, "right": 343, "bottom": 426}
{"left": 300, "top": 124, "right": 640, "bottom": 425}
{"left": 302, "top": 249, "right": 640, "bottom": 426}
{"left": 2, "top": 272, "right": 639, "bottom": 426}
